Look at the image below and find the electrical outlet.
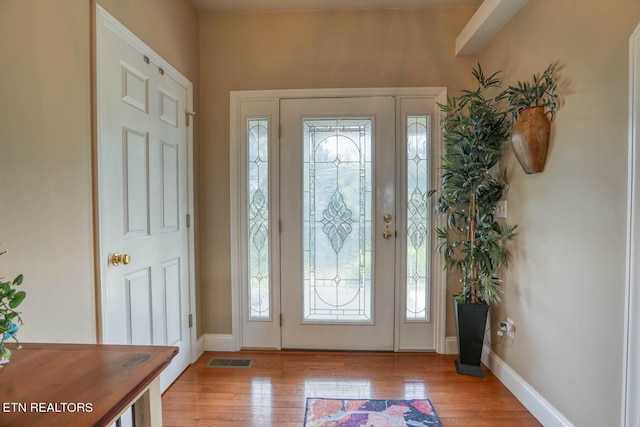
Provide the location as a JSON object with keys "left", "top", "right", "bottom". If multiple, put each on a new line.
{"left": 506, "top": 318, "right": 516, "bottom": 338}
{"left": 494, "top": 200, "right": 507, "bottom": 218}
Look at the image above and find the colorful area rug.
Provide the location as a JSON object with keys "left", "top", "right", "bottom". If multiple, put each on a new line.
{"left": 304, "top": 398, "right": 443, "bottom": 427}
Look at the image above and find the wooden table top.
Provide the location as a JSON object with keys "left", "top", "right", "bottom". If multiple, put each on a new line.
{"left": 0, "top": 343, "right": 178, "bottom": 427}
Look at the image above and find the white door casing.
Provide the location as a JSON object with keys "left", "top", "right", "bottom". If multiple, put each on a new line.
{"left": 230, "top": 88, "right": 447, "bottom": 352}
{"left": 95, "top": 5, "right": 197, "bottom": 392}
{"left": 623, "top": 21, "right": 640, "bottom": 427}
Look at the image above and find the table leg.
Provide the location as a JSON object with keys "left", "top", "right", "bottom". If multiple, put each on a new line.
{"left": 133, "top": 376, "right": 163, "bottom": 427}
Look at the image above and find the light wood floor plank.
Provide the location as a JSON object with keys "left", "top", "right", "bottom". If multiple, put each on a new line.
{"left": 162, "top": 351, "right": 541, "bottom": 427}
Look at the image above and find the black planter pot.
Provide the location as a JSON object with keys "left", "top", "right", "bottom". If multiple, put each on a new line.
{"left": 453, "top": 298, "right": 489, "bottom": 377}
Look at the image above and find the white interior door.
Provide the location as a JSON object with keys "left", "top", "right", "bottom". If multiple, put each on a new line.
{"left": 280, "top": 97, "right": 396, "bottom": 350}
{"left": 96, "top": 7, "right": 191, "bottom": 392}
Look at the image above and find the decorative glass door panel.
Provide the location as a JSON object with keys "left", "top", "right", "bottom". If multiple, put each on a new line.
{"left": 406, "top": 116, "right": 430, "bottom": 321}
{"left": 280, "top": 97, "right": 396, "bottom": 350}
{"left": 248, "top": 119, "right": 270, "bottom": 319}
{"left": 303, "top": 119, "right": 372, "bottom": 322}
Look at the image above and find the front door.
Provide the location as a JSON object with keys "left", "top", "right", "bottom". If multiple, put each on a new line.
{"left": 233, "top": 88, "right": 445, "bottom": 352}
{"left": 95, "top": 6, "right": 191, "bottom": 392}
{"left": 280, "top": 97, "right": 396, "bottom": 350}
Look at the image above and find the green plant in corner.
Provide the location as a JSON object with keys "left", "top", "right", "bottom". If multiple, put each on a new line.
{"left": 432, "top": 64, "right": 517, "bottom": 305}
{"left": 0, "top": 249, "right": 26, "bottom": 366}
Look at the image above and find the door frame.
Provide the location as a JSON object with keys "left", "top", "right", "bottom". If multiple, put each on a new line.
{"left": 623, "top": 21, "right": 640, "bottom": 427}
{"left": 230, "top": 87, "right": 447, "bottom": 353}
{"left": 93, "top": 4, "right": 199, "bottom": 363}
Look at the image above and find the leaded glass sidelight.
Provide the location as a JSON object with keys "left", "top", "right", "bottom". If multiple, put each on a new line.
{"left": 406, "top": 116, "right": 430, "bottom": 321}
{"left": 248, "top": 119, "right": 270, "bottom": 319}
{"left": 303, "top": 119, "right": 372, "bottom": 322}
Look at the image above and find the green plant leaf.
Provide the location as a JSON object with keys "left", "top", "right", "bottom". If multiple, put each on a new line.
{"left": 8, "top": 291, "right": 26, "bottom": 309}
{"left": 507, "top": 64, "right": 559, "bottom": 120}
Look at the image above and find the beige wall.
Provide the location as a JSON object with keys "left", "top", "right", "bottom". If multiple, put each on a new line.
{"left": 0, "top": 0, "right": 199, "bottom": 343}
{"left": 0, "top": 0, "right": 94, "bottom": 343}
{"left": 479, "top": 1, "right": 640, "bottom": 426}
{"left": 198, "top": 7, "right": 478, "bottom": 334}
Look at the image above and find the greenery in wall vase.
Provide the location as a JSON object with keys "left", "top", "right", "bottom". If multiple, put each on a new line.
{"left": 0, "top": 249, "right": 26, "bottom": 367}
{"left": 506, "top": 63, "right": 558, "bottom": 121}
{"left": 431, "top": 64, "right": 517, "bottom": 305}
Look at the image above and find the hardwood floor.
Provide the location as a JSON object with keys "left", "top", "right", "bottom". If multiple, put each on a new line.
{"left": 162, "top": 351, "right": 542, "bottom": 427}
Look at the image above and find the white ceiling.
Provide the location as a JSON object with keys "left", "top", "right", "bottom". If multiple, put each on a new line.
{"left": 190, "top": 0, "right": 483, "bottom": 13}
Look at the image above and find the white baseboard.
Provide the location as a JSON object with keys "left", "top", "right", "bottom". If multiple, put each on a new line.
{"left": 195, "top": 335, "right": 205, "bottom": 357}
{"left": 444, "top": 336, "right": 458, "bottom": 354}
{"left": 482, "top": 347, "right": 574, "bottom": 427}
{"left": 203, "top": 334, "right": 239, "bottom": 352}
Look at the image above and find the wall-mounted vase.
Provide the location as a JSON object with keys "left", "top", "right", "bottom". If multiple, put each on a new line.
{"left": 511, "top": 106, "right": 551, "bottom": 174}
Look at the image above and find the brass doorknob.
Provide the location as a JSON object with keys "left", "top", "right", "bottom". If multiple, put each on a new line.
{"left": 111, "top": 252, "right": 131, "bottom": 266}
{"left": 382, "top": 230, "right": 392, "bottom": 240}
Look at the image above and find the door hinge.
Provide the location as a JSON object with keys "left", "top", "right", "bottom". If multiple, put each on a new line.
{"left": 189, "top": 314, "right": 193, "bottom": 328}
{"left": 279, "top": 313, "right": 282, "bottom": 327}
{"left": 278, "top": 123, "right": 281, "bottom": 139}
{"left": 186, "top": 214, "right": 191, "bottom": 228}
{"left": 186, "top": 111, "right": 196, "bottom": 126}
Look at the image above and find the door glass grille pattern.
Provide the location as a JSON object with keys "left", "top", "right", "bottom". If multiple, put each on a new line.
{"left": 406, "top": 116, "right": 430, "bottom": 321}
{"left": 303, "top": 119, "right": 372, "bottom": 322}
{"left": 248, "top": 119, "right": 270, "bottom": 319}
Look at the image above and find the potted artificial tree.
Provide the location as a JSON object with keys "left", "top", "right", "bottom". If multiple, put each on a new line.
{"left": 507, "top": 64, "right": 558, "bottom": 174}
{"left": 433, "top": 65, "right": 516, "bottom": 377}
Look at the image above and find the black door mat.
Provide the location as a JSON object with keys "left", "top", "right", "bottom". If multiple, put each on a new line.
{"left": 207, "top": 358, "right": 254, "bottom": 368}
